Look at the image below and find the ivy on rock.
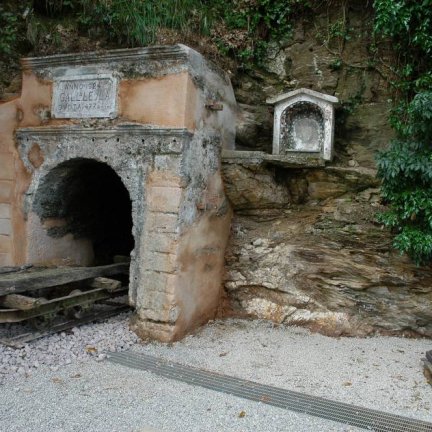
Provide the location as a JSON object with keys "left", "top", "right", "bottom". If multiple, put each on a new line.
{"left": 376, "top": 92, "right": 432, "bottom": 264}
{"left": 374, "top": 0, "right": 432, "bottom": 264}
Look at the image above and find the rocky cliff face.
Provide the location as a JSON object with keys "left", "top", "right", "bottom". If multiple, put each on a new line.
{"left": 234, "top": 1, "right": 394, "bottom": 168}
{"left": 223, "top": 2, "right": 432, "bottom": 337}
{"left": 222, "top": 161, "right": 432, "bottom": 337}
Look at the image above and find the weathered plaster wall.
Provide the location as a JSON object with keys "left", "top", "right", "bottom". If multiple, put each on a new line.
{"left": 18, "top": 72, "right": 52, "bottom": 128}
{"left": 0, "top": 101, "right": 17, "bottom": 266}
{"left": 0, "top": 98, "right": 30, "bottom": 266}
{"left": 0, "top": 45, "right": 236, "bottom": 341}
{"left": 0, "top": 70, "right": 60, "bottom": 267}
{"left": 26, "top": 213, "right": 94, "bottom": 266}
{"left": 0, "top": 45, "right": 236, "bottom": 265}
{"left": 119, "top": 73, "right": 197, "bottom": 129}
{"left": 131, "top": 133, "right": 231, "bottom": 341}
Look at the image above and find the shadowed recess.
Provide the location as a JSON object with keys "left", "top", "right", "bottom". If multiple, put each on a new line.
{"left": 33, "top": 158, "right": 134, "bottom": 264}
{"left": 281, "top": 102, "right": 324, "bottom": 153}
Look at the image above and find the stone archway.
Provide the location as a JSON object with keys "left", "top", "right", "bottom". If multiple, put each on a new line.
{"left": 2, "top": 45, "right": 237, "bottom": 342}
{"left": 16, "top": 125, "right": 231, "bottom": 341}
{"left": 30, "top": 158, "right": 134, "bottom": 266}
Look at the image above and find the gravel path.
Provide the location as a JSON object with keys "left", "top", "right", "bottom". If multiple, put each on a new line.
{"left": 0, "top": 312, "right": 139, "bottom": 380}
{"left": 136, "top": 319, "right": 432, "bottom": 421}
{"left": 0, "top": 315, "right": 431, "bottom": 431}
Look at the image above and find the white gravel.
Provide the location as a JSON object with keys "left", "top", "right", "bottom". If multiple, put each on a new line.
{"left": 0, "top": 316, "right": 431, "bottom": 432}
{"left": 136, "top": 319, "right": 432, "bottom": 421}
{"left": 0, "top": 312, "right": 139, "bottom": 381}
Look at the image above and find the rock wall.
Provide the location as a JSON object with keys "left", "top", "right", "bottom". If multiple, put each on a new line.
{"left": 224, "top": 1, "right": 432, "bottom": 337}
{"left": 222, "top": 160, "right": 432, "bottom": 337}
{"left": 234, "top": 1, "right": 394, "bottom": 167}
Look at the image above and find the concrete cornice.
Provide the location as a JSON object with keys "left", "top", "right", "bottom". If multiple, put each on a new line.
{"left": 222, "top": 150, "right": 325, "bottom": 168}
{"left": 266, "top": 88, "right": 339, "bottom": 105}
{"left": 16, "top": 124, "right": 192, "bottom": 138}
{"left": 21, "top": 45, "right": 191, "bottom": 71}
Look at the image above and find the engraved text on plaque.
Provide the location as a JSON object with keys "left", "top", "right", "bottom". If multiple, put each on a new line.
{"left": 52, "top": 74, "right": 117, "bottom": 119}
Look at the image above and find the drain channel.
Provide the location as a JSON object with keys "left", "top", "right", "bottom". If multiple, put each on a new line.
{"left": 108, "top": 351, "right": 432, "bottom": 432}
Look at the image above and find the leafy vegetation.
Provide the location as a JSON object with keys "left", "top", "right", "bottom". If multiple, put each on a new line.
{"left": 376, "top": 93, "right": 432, "bottom": 264}
{"left": 78, "top": 0, "right": 210, "bottom": 47}
{"left": 209, "top": 0, "right": 312, "bottom": 64}
{"left": 64, "top": 0, "right": 311, "bottom": 64}
{"left": 0, "top": 9, "right": 19, "bottom": 56}
{"left": 0, "top": 2, "right": 28, "bottom": 57}
{"left": 0, "top": 0, "right": 313, "bottom": 66}
{"left": 373, "top": 0, "right": 432, "bottom": 125}
{"left": 374, "top": 0, "right": 432, "bottom": 264}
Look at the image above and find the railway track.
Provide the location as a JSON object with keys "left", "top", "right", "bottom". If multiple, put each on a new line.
{"left": 0, "top": 263, "right": 131, "bottom": 348}
{"left": 0, "top": 303, "right": 130, "bottom": 348}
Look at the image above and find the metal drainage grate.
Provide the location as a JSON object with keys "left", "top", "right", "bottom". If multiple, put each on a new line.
{"left": 108, "top": 351, "right": 432, "bottom": 432}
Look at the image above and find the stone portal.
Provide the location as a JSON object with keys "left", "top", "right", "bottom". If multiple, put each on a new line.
{"left": 0, "top": 45, "right": 237, "bottom": 341}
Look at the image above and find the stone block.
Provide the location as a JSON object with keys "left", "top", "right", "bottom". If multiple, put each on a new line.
{"left": 130, "top": 317, "right": 175, "bottom": 342}
{"left": 222, "top": 163, "right": 291, "bottom": 210}
{"left": 147, "top": 186, "right": 183, "bottom": 214}
{"left": 149, "top": 169, "right": 182, "bottom": 187}
{"left": 0, "top": 252, "right": 12, "bottom": 266}
{"left": 140, "top": 307, "right": 177, "bottom": 324}
{"left": 0, "top": 235, "right": 11, "bottom": 253}
{"left": 148, "top": 232, "right": 178, "bottom": 254}
{"left": 140, "top": 270, "right": 177, "bottom": 294}
{"left": 143, "top": 251, "right": 177, "bottom": 273}
{"left": 0, "top": 153, "right": 14, "bottom": 180}
{"left": 0, "top": 203, "right": 11, "bottom": 218}
{"left": 137, "top": 288, "right": 179, "bottom": 323}
{"left": 141, "top": 289, "right": 175, "bottom": 308}
{"left": 0, "top": 181, "right": 12, "bottom": 203}
{"left": 0, "top": 219, "right": 12, "bottom": 235}
{"left": 147, "top": 212, "right": 178, "bottom": 234}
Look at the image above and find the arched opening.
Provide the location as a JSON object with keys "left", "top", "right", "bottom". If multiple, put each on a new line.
{"left": 33, "top": 158, "right": 134, "bottom": 265}
{"left": 280, "top": 101, "right": 324, "bottom": 153}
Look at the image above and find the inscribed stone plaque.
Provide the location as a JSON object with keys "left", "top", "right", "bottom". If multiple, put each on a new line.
{"left": 52, "top": 74, "right": 117, "bottom": 119}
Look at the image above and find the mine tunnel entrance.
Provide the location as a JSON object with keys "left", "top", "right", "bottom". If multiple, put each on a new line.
{"left": 33, "top": 158, "right": 134, "bottom": 265}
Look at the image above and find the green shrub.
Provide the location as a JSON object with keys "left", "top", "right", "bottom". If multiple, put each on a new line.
{"left": 0, "top": 6, "right": 20, "bottom": 56}
{"left": 78, "top": 0, "right": 209, "bottom": 47}
{"left": 374, "top": 0, "right": 432, "bottom": 264}
{"left": 373, "top": 0, "right": 432, "bottom": 103}
{"left": 209, "top": 0, "right": 311, "bottom": 63}
{"left": 376, "top": 92, "right": 432, "bottom": 264}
